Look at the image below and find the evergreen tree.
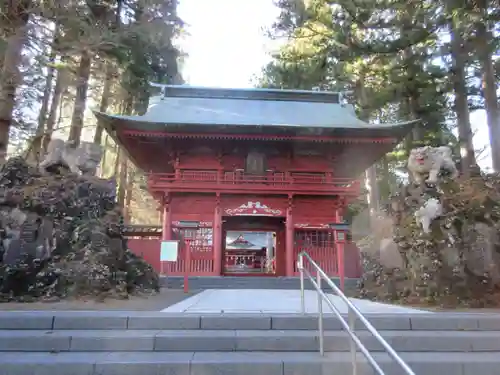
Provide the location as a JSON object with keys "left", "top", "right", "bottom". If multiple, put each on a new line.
{"left": 257, "top": 0, "right": 498, "bottom": 207}
{"left": 0, "top": 0, "right": 184, "bottom": 222}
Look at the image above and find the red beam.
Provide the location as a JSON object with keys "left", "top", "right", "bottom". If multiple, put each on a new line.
{"left": 147, "top": 173, "right": 361, "bottom": 197}
{"left": 155, "top": 188, "right": 357, "bottom": 196}
{"left": 149, "top": 173, "right": 360, "bottom": 186}
{"left": 121, "top": 129, "right": 397, "bottom": 144}
{"left": 153, "top": 187, "right": 359, "bottom": 196}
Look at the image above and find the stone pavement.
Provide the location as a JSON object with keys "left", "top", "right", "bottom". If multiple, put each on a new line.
{"left": 161, "top": 289, "right": 431, "bottom": 314}
{"left": 0, "top": 289, "right": 198, "bottom": 311}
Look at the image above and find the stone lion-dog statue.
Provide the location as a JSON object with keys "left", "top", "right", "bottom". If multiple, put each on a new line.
{"left": 407, "top": 145, "right": 459, "bottom": 185}
{"left": 39, "top": 138, "right": 103, "bottom": 176}
{"left": 414, "top": 197, "right": 443, "bottom": 234}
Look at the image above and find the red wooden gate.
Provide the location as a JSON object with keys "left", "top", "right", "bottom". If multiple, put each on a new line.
{"left": 293, "top": 230, "right": 338, "bottom": 276}
{"left": 162, "top": 227, "right": 214, "bottom": 275}
{"left": 126, "top": 225, "right": 215, "bottom": 276}
{"left": 291, "top": 230, "right": 362, "bottom": 278}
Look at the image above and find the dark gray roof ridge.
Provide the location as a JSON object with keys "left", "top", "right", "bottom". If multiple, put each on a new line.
{"left": 93, "top": 84, "right": 419, "bottom": 132}
{"left": 149, "top": 82, "right": 344, "bottom": 104}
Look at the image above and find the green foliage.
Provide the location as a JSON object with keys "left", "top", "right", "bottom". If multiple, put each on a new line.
{"left": 258, "top": 0, "right": 496, "bottom": 203}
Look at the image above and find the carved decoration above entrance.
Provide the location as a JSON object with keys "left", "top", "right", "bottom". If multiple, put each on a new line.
{"left": 224, "top": 201, "right": 282, "bottom": 216}
{"left": 295, "top": 223, "right": 330, "bottom": 229}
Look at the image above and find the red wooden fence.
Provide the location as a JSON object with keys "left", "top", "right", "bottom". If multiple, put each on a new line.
{"left": 128, "top": 237, "right": 161, "bottom": 271}
{"left": 127, "top": 235, "right": 362, "bottom": 278}
{"left": 293, "top": 230, "right": 338, "bottom": 275}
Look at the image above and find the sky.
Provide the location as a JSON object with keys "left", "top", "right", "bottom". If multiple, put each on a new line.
{"left": 177, "top": 0, "right": 492, "bottom": 170}
{"left": 177, "top": 0, "right": 280, "bottom": 88}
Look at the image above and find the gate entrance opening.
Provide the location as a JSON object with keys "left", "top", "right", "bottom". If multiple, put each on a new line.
{"left": 224, "top": 230, "right": 276, "bottom": 275}
{"left": 222, "top": 216, "right": 284, "bottom": 276}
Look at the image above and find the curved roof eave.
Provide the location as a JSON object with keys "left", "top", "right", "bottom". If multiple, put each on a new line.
{"left": 94, "top": 109, "right": 418, "bottom": 136}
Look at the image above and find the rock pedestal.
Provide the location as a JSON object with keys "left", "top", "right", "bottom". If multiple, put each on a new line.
{"left": 358, "top": 171, "right": 500, "bottom": 308}
{"left": 0, "top": 157, "right": 159, "bottom": 302}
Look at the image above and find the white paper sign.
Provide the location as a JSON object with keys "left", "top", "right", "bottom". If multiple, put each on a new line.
{"left": 160, "top": 240, "right": 178, "bottom": 262}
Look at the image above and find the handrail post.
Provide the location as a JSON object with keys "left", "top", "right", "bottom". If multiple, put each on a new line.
{"left": 298, "top": 255, "right": 305, "bottom": 314}
{"left": 184, "top": 240, "right": 191, "bottom": 294}
{"left": 298, "top": 251, "right": 415, "bottom": 375}
{"left": 317, "top": 270, "right": 324, "bottom": 356}
{"left": 348, "top": 308, "right": 357, "bottom": 375}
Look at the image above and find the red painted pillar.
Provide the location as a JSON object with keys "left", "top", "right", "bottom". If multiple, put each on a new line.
{"left": 213, "top": 196, "right": 222, "bottom": 275}
{"left": 160, "top": 195, "right": 172, "bottom": 277}
{"left": 285, "top": 197, "right": 294, "bottom": 276}
{"left": 162, "top": 196, "right": 172, "bottom": 241}
{"left": 335, "top": 208, "right": 345, "bottom": 291}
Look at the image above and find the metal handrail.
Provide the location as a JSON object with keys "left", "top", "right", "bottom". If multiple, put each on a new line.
{"left": 297, "top": 251, "right": 415, "bottom": 375}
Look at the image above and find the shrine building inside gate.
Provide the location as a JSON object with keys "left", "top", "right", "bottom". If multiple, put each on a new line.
{"left": 95, "top": 84, "right": 415, "bottom": 278}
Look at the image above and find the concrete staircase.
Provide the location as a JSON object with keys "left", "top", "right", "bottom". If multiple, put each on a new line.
{"left": 161, "top": 276, "right": 359, "bottom": 291}
{"left": 0, "top": 311, "right": 499, "bottom": 374}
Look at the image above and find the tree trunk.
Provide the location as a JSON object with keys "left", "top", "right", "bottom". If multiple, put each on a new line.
{"left": 379, "top": 155, "right": 391, "bottom": 200}
{"left": 32, "top": 29, "right": 59, "bottom": 161}
{"left": 116, "top": 152, "right": 128, "bottom": 208}
{"left": 475, "top": 2, "right": 500, "bottom": 171}
{"left": 400, "top": 98, "right": 416, "bottom": 156}
{"left": 113, "top": 145, "right": 120, "bottom": 176}
{"left": 94, "top": 63, "right": 115, "bottom": 144}
{"left": 94, "top": 0, "right": 122, "bottom": 144}
{"left": 99, "top": 134, "right": 109, "bottom": 177}
{"left": 408, "top": 94, "right": 424, "bottom": 144}
{"left": 0, "top": 19, "right": 29, "bottom": 159}
{"left": 122, "top": 89, "right": 134, "bottom": 115}
{"left": 356, "top": 76, "right": 380, "bottom": 215}
{"left": 124, "top": 165, "right": 135, "bottom": 222}
{"left": 449, "top": 23, "right": 477, "bottom": 177}
{"left": 401, "top": 33, "right": 425, "bottom": 146}
{"left": 0, "top": 42, "right": 5, "bottom": 71}
{"left": 43, "top": 61, "right": 66, "bottom": 152}
{"left": 68, "top": 51, "right": 92, "bottom": 145}
{"left": 365, "top": 166, "right": 379, "bottom": 214}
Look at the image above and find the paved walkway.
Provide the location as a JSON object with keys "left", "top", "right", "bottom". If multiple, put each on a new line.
{"left": 161, "top": 289, "right": 431, "bottom": 314}
{"left": 0, "top": 289, "right": 199, "bottom": 311}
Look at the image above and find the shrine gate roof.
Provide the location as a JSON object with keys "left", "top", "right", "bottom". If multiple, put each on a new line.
{"left": 94, "top": 84, "right": 417, "bottom": 138}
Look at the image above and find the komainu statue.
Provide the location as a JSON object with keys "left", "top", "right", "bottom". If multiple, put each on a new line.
{"left": 407, "top": 146, "right": 459, "bottom": 185}
{"left": 358, "top": 143, "right": 500, "bottom": 308}
{"left": 39, "top": 139, "right": 103, "bottom": 176}
{"left": 414, "top": 197, "right": 442, "bottom": 233}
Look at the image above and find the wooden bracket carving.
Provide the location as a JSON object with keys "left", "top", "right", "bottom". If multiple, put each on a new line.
{"left": 339, "top": 196, "right": 347, "bottom": 208}
{"left": 287, "top": 194, "right": 294, "bottom": 213}
{"left": 163, "top": 193, "right": 171, "bottom": 206}
{"left": 216, "top": 149, "right": 223, "bottom": 162}
{"left": 214, "top": 193, "right": 221, "bottom": 217}
{"left": 332, "top": 197, "right": 347, "bottom": 210}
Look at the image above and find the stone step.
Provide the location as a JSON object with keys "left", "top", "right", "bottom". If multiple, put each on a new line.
{"left": 1, "top": 312, "right": 499, "bottom": 331}
{"left": 0, "top": 351, "right": 497, "bottom": 375}
{"left": 1, "top": 329, "right": 500, "bottom": 353}
{"left": 161, "top": 276, "right": 359, "bottom": 291}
